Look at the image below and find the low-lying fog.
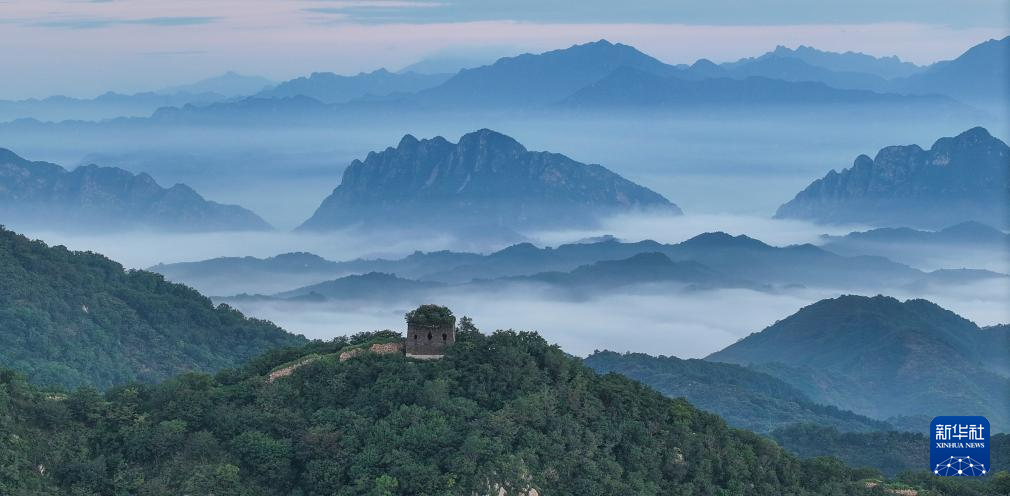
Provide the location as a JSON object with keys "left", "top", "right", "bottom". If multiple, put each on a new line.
{"left": 2, "top": 110, "right": 1004, "bottom": 229}
{"left": 12, "top": 214, "right": 867, "bottom": 270}
{"left": 16, "top": 213, "right": 1007, "bottom": 274}
{"left": 221, "top": 278, "right": 1010, "bottom": 358}
{"left": 6, "top": 111, "right": 1007, "bottom": 358}
{"left": 15, "top": 211, "right": 1007, "bottom": 359}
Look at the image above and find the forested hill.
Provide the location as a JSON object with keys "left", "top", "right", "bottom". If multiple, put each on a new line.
{"left": 583, "top": 351, "right": 892, "bottom": 434}
{"left": 0, "top": 327, "right": 877, "bottom": 495}
{"left": 0, "top": 227, "right": 306, "bottom": 389}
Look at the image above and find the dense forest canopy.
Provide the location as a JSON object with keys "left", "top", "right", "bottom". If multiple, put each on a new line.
{"left": 0, "top": 325, "right": 897, "bottom": 496}
{"left": 0, "top": 226, "right": 305, "bottom": 390}
{"left": 583, "top": 350, "right": 894, "bottom": 434}
{"left": 405, "top": 304, "right": 456, "bottom": 327}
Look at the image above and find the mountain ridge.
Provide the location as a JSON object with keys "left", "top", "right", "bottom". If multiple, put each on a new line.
{"left": 299, "top": 128, "right": 680, "bottom": 232}
{"left": 0, "top": 147, "right": 271, "bottom": 232}
{"left": 775, "top": 127, "right": 1010, "bottom": 229}
{"left": 707, "top": 295, "right": 1010, "bottom": 430}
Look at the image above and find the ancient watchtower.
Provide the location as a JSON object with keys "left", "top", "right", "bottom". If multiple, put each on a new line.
{"left": 405, "top": 304, "right": 456, "bottom": 359}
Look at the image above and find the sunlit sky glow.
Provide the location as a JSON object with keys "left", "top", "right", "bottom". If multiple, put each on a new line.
{"left": 0, "top": 0, "right": 1007, "bottom": 98}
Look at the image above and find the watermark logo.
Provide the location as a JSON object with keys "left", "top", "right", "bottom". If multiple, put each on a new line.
{"left": 930, "top": 416, "right": 989, "bottom": 476}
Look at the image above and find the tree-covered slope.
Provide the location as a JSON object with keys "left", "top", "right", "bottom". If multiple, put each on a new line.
{"left": 0, "top": 227, "right": 306, "bottom": 389}
{"left": 771, "top": 424, "right": 1010, "bottom": 479}
{"left": 707, "top": 295, "right": 1010, "bottom": 430}
{"left": 584, "top": 351, "right": 892, "bottom": 434}
{"left": 0, "top": 327, "right": 878, "bottom": 496}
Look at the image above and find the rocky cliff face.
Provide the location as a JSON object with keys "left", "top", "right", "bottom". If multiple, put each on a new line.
{"left": 775, "top": 127, "right": 1009, "bottom": 228}
{"left": 299, "top": 129, "right": 679, "bottom": 231}
{"left": 0, "top": 148, "right": 270, "bottom": 232}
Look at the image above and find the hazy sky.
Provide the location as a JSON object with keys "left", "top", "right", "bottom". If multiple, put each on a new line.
{"left": 1, "top": 0, "right": 1007, "bottom": 99}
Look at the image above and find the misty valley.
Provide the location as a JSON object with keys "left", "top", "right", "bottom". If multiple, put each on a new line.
{"left": 0, "top": 13, "right": 1008, "bottom": 496}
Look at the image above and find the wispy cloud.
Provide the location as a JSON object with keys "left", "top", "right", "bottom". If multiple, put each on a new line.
{"left": 30, "top": 15, "right": 220, "bottom": 29}
{"left": 303, "top": 0, "right": 445, "bottom": 23}
{"left": 138, "top": 49, "right": 210, "bottom": 57}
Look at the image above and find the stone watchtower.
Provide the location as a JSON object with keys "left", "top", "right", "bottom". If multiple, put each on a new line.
{"left": 404, "top": 304, "right": 456, "bottom": 359}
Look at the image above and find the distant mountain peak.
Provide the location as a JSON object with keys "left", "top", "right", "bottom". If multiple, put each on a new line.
{"left": 945, "top": 126, "right": 994, "bottom": 144}
{"left": 300, "top": 129, "right": 679, "bottom": 231}
{"left": 0, "top": 147, "right": 270, "bottom": 232}
{"left": 621, "top": 251, "right": 675, "bottom": 265}
{"left": 456, "top": 128, "right": 528, "bottom": 155}
{"left": 728, "top": 44, "right": 921, "bottom": 80}
{"left": 398, "top": 133, "right": 420, "bottom": 147}
{"left": 681, "top": 232, "right": 768, "bottom": 249}
{"left": 691, "top": 58, "right": 719, "bottom": 69}
{"left": 776, "top": 127, "right": 1009, "bottom": 228}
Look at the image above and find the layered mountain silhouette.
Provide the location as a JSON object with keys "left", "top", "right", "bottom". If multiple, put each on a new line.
{"left": 156, "top": 71, "right": 274, "bottom": 97}
{"left": 559, "top": 67, "right": 940, "bottom": 109}
{"left": 153, "top": 231, "right": 1005, "bottom": 300}
{"left": 707, "top": 295, "right": 1010, "bottom": 431}
{"left": 0, "top": 148, "right": 271, "bottom": 232}
{"left": 892, "top": 36, "right": 1009, "bottom": 106}
{"left": 23, "top": 38, "right": 996, "bottom": 126}
{"left": 257, "top": 68, "right": 451, "bottom": 104}
{"left": 299, "top": 129, "right": 678, "bottom": 232}
{"left": 724, "top": 45, "right": 923, "bottom": 80}
{"left": 412, "top": 40, "right": 952, "bottom": 111}
{"left": 717, "top": 56, "right": 889, "bottom": 92}
{"left": 776, "top": 127, "right": 1010, "bottom": 229}
{"left": 273, "top": 271, "right": 439, "bottom": 301}
{"left": 3, "top": 38, "right": 1003, "bottom": 126}
{"left": 0, "top": 91, "right": 229, "bottom": 122}
{"left": 409, "top": 40, "right": 681, "bottom": 108}
{"left": 511, "top": 252, "right": 732, "bottom": 289}
{"left": 823, "top": 221, "right": 1008, "bottom": 248}
{"left": 820, "top": 221, "right": 1010, "bottom": 268}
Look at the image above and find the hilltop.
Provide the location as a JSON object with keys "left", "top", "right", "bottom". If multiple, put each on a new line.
{"left": 0, "top": 325, "right": 876, "bottom": 495}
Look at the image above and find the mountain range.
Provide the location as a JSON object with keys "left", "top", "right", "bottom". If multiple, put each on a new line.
{"left": 41, "top": 38, "right": 999, "bottom": 127}
{"left": 820, "top": 221, "right": 1009, "bottom": 269}
{"left": 0, "top": 148, "right": 271, "bottom": 232}
{"left": 823, "top": 221, "right": 1008, "bottom": 249}
{"left": 723, "top": 45, "right": 924, "bottom": 80}
{"left": 256, "top": 68, "right": 451, "bottom": 104}
{"left": 558, "top": 66, "right": 941, "bottom": 110}
{"left": 708, "top": 295, "right": 1010, "bottom": 431}
{"left": 155, "top": 71, "right": 275, "bottom": 97}
{"left": 152, "top": 231, "right": 1008, "bottom": 299}
{"left": 892, "top": 36, "right": 1009, "bottom": 107}
{"left": 776, "top": 127, "right": 1010, "bottom": 229}
{"left": 0, "top": 91, "right": 230, "bottom": 122}
{"left": 398, "top": 39, "right": 988, "bottom": 111}
{"left": 299, "top": 129, "right": 679, "bottom": 232}
{"left": 1, "top": 225, "right": 1007, "bottom": 489}
{"left": 0, "top": 227, "right": 306, "bottom": 389}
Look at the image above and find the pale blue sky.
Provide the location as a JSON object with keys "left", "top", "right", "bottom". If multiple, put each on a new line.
{"left": 0, "top": 0, "right": 1006, "bottom": 98}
